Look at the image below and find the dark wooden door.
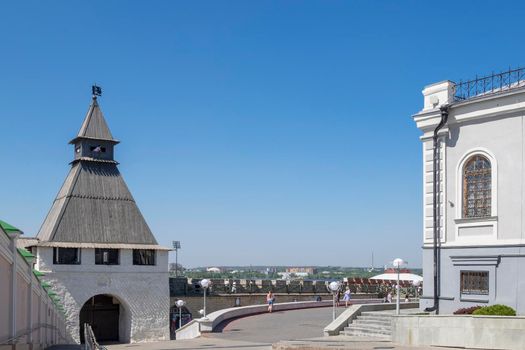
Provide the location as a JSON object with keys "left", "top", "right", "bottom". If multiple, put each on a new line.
{"left": 80, "top": 295, "right": 120, "bottom": 343}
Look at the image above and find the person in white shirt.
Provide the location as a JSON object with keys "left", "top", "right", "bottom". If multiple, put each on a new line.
{"left": 342, "top": 287, "right": 352, "bottom": 307}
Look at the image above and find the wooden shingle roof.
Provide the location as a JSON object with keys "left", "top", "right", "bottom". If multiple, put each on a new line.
{"left": 36, "top": 97, "right": 159, "bottom": 246}
{"left": 70, "top": 97, "right": 119, "bottom": 144}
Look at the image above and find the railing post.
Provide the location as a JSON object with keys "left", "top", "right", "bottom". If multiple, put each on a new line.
{"left": 509, "top": 67, "right": 512, "bottom": 89}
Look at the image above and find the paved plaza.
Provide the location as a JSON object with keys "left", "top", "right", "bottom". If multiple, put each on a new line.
{"left": 102, "top": 308, "right": 469, "bottom": 350}
{"left": 208, "top": 306, "right": 336, "bottom": 343}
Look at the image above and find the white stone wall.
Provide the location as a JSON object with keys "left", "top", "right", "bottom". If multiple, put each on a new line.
{"left": 415, "top": 81, "right": 525, "bottom": 313}
{"left": 0, "top": 232, "right": 67, "bottom": 348}
{"left": 414, "top": 85, "right": 525, "bottom": 248}
{"left": 37, "top": 247, "right": 169, "bottom": 343}
{"left": 393, "top": 314, "right": 525, "bottom": 349}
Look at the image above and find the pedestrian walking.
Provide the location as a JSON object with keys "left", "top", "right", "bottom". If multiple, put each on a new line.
{"left": 342, "top": 287, "right": 352, "bottom": 307}
{"left": 266, "top": 291, "right": 275, "bottom": 313}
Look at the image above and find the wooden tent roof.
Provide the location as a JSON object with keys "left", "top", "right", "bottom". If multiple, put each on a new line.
{"left": 70, "top": 97, "right": 119, "bottom": 144}
{"left": 36, "top": 97, "right": 159, "bottom": 246}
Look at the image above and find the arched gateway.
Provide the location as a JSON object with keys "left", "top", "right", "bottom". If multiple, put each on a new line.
{"left": 80, "top": 294, "right": 130, "bottom": 343}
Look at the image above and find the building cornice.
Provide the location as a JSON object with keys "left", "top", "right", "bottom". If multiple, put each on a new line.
{"left": 423, "top": 240, "right": 525, "bottom": 249}
{"left": 414, "top": 86, "right": 525, "bottom": 136}
{"left": 34, "top": 241, "right": 171, "bottom": 251}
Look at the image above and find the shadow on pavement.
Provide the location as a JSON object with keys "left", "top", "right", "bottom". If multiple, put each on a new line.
{"left": 46, "top": 345, "right": 82, "bottom": 350}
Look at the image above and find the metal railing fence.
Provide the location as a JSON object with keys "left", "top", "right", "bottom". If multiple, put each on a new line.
{"left": 454, "top": 67, "right": 525, "bottom": 101}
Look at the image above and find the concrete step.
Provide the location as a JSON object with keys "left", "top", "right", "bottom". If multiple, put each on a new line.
{"left": 342, "top": 310, "right": 397, "bottom": 340}
{"left": 342, "top": 331, "right": 391, "bottom": 339}
{"left": 341, "top": 332, "right": 392, "bottom": 341}
{"left": 357, "top": 313, "right": 392, "bottom": 319}
{"left": 355, "top": 316, "right": 391, "bottom": 323}
{"left": 353, "top": 318, "right": 391, "bottom": 327}
{"left": 344, "top": 324, "right": 391, "bottom": 334}
{"left": 360, "top": 312, "right": 395, "bottom": 317}
{"left": 341, "top": 329, "right": 391, "bottom": 339}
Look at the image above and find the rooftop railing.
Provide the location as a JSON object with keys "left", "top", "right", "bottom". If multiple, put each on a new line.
{"left": 454, "top": 67, "right": 525, "bottom": 101}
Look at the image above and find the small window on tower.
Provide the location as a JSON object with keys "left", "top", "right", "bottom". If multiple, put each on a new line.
{"left": 89, "top": 146, "right": 106, "bottom": 153}
{"left": 53, "top": 247, "right": 81, "bottom": 264}
{"left": 95, "top": 248, "right": 119, "bottom": 265}
{"left": 75, "top": 146, "right": 81, "bottom": 154}
{"left": 133, "top": 249, "right": 156, "bottom": 265}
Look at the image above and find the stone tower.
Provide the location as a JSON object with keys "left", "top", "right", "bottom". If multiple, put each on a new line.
{"left": 31, "top": 92, "right": 170, "bottom": 343}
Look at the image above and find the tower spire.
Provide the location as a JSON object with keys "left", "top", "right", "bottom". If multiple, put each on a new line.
{"left": 70, "top": 87, "right": 118, "bottom": 145}
{"left": 68, "top": 89, "right": 119, "bottom": 164}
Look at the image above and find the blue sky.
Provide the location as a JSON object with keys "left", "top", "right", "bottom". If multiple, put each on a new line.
{"left": 1, "top": 1, "right": 524, "bottom": 268}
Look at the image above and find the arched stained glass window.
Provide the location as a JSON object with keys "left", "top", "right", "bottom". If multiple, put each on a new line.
{"left": 463, "top": 155, "right": 492, "bottom": 218}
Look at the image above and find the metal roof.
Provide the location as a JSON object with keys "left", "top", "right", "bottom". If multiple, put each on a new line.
{"left": 0, "top": 219, "right": 23, "bottom": 234}
{"left": 36, "top": 97, "right": 162, "bottom": 247}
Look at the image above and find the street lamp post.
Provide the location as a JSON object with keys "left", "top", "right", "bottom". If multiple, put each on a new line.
{"left": 200, "top": 279, "right": 211, "bottom": 318}
{"left": 393, "top": 258, "right": 405, "bottom": 315}
{"left": 175, "top": 299, "right": 186, "bottom": 329}
{"left": 172, "top": 241, "right": 181, "bottom": 277}
{"left": 328, "top": 281, "right": 341, "bottom": 321}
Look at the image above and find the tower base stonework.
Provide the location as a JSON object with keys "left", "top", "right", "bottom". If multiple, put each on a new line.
{"left": 38, "top": 248, "right": 170, "bottom": 343}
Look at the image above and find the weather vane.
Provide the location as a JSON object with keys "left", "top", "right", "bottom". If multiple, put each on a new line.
{"left": 92, "top": 85, "right": 102, "bottom": 97}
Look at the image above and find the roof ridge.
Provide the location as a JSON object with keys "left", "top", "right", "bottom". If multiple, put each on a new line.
{"left": 46, "top": 161, "right": 83, "bottom": 241}
{"left": 36, "top": 164, "right": 81, "bottom": 241}
{"left": 67, "top": 194, "right": 135, "bottom": 201}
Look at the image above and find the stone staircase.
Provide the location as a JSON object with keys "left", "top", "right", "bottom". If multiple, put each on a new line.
{"left": 341, "top": 311, "right": 396, "bottom": 339}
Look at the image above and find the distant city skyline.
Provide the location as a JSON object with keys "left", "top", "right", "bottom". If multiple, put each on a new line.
{"left": 2, "top": 1, "right": 525, "bottom": 267}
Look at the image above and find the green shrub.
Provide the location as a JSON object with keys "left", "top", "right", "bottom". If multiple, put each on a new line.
{"left": 472, "top": 304, "right": 516, "bottom": 316}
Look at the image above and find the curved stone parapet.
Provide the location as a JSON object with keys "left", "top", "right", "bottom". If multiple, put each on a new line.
{"left": 176, "top": 300, "right": 332, "bottom": 339}
{"left": 176, "top": 298, "right": 391, "bottom": 340}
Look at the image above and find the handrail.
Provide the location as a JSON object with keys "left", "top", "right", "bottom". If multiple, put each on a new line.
{"left": 0, "top": 323, "right": 67, "bottom": 345}
{"left": 84, "top": 323, "right": 107, "bottom": 350}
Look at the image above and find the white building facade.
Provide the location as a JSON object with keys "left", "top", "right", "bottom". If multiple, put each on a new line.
{"left": 27, "top": 93, "right": 170, "bottom": 343}
{"left": 414, "top": 70, "right": 525, "bottom": 314}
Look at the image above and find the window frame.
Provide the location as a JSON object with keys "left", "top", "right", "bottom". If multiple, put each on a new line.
{"left": 89, "top": 145, "right": 107, "bottom": 153}
{"left": 132, "top": 249, "right": 156, "bottom": 266}
{"left": 95, "top": 248, "right": 120, "bottom": 265}
{"left": 462, "top": 155, "right": 492, "bottom": 219}
{"left": 53, "top": 247, "right": 81, "bottom": 265}
{"left": 460, "top": 270, "right": 489, "bottom": 295}
{"left": 455, "top": 149, "right": 498, "bottom": 243}
{"left": 455, "top": 148, "right": 498, "bottom": 220}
